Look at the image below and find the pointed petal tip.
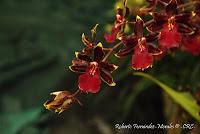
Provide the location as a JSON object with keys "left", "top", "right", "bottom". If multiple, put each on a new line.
{"left": 109, "top": 82, "right": 116, "bottom": 86}
{"left": 43, "top": 101, "right": 51, "bottom": 110}
{"left": 69, "top": 66, "right": 73, "bottom": 71}
{"left": 75, "top": 51, "right": 79, "bottom": 58}
{"left": 97, "top": 42, "right": 103, "bottom": 48}
{"left": 82, "top": 33, "right": 85, "bottom": 38}
{"left": 114, "top": 53, "right": 121, "bottom": 58}
{"left": 192, "top": 11, "right": 196, "bottom": 17}
{"left": 136, "top": 15, "right": 142, "bottom": 21}
{"left": 132, "top": 64, "right": 153, "bottom": 70}
{"left": 113, "top": 65, "right": 119, "bottom": 70}
{"left": 149, "top": 12, "right": 153, "bottom": 16}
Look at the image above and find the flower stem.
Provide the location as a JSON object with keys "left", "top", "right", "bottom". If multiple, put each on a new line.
{"left": 102, "top": 42, "right": 122, "bottom": 62}
{"left": 158, "top": 0, "right": 168, "bottom": 6}
{"left": 72, "top": 90, "right": 80, "bottom": 97}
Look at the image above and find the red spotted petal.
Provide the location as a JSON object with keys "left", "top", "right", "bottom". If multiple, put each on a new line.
{"left": 75, "top": 52, "right": 92, "bottom": 62}
{"left": 78, "top": 72, "right": 101, "bottom": 93}
{"left": 146, "top": 22, "right": 164, "bottom": 32}
{"left": 159, "top": 24, "right": 181, "bottom": 49}
{"left": 99, "top": 62, "right": 118, "bottom": 72}
{"left": 132, "top": 45, "right": 153, "bottom": 70}
{"left": 115, "top": 46, "right": 135, "bottom": 58}
{"left": 182, "top": 35, "right": 200, "bottom": 55}
{"left": 147, "top": 43, "right": 163, "bottom": 55}
{"left": 146, "top": 33, "right": 160, "bottom": 42}
{"left": 121, "top": 36, "right": 138, "bottom": 47}
{"left": 100, "top": 69, "right": 116, "bottom": 86}
{"left": 177, "top": 23, "right": 194, "bottom": 35}
{"left": 69, "top": 60, "right": 88, "bottom": 73}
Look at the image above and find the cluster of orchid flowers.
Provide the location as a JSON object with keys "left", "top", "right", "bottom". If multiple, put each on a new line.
{"left": 44, "top": 0, "right": 200, "bottom": 114}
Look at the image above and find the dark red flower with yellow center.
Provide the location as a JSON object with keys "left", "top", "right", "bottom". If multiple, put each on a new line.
{"left": 182, "top": 30, "right": 200, "bottom": 56}
{"left": 116, "top": 16, "right": 162, "bottom": 70}
{"left": 69, "top": 43, "right": 118, "bottom": 93}
{"left": 104, "top": 7, "right": 129, "bottom": 43}
{"left": 159, "top": 23, "right": 181, "bottom": 49}
{"left": 147, "top": 0, "right": 194, "bottom": 50}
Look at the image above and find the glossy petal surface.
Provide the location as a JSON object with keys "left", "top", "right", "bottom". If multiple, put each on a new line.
{"left": 159, "top": 24, "right": 181, "bottom": 49}
{"left": 78, "top": 72, "right": 101, "bottom": 93}
{"left": 182, "top": 35, "right": 200, "bottom": 55}
{"left": 132, "top": 45, "right": 153, "bottom": 70}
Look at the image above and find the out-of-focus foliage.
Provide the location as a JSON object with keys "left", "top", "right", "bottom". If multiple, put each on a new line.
{"left": 0, "top": 0, "right": 114, "bottom": 133}
{"left": 0, "top": 108, "right": 42, "bottom": 134}
{"left": 134, "top": 72, "right": 200, "bottom": 122}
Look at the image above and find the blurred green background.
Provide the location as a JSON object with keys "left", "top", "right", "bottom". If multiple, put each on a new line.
{"left": 0, "top": 0, "right": 200, "bottom": 134}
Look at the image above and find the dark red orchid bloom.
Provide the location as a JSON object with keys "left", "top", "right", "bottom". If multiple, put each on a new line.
{"left": 182, "top": 29, "right": 200, "bottom": 55}
{"left": 116, "top": 16, "right": 162, "bottom": 70}
{"left": 147, "top": 0, "right": 194, "bottom": 50}
{"left": 69, "top": 43, "right": 118, "bottom": 93}
{"left": 104, "top": 7, "right": 129, "bottom": 43}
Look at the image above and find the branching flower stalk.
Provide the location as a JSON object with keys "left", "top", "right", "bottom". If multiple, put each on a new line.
{"left": 44, "top": 0, "right": 200, "bottom": 114}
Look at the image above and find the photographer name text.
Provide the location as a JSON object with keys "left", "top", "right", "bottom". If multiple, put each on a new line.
{"left": 115, "top": 123, "right": 195, "bottom": 130}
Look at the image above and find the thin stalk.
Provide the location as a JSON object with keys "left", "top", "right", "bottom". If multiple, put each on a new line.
{"left": 102, "top": 42, "right": 122, "bottom": 62}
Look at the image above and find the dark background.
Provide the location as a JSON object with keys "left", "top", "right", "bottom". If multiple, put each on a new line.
{"left": 0, "top": 0, "right": 200, "bottom": 134}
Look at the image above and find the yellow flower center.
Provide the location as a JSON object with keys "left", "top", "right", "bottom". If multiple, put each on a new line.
{"left": 168, "top": 16, "right": 175, "bottom": 30}
{"left": 89, "top": 62, "right": 98, "bottom": 75}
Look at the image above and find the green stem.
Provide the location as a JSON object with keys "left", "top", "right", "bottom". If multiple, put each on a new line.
{"left": 102, "top": 42, "right": 122, "bottom": 62}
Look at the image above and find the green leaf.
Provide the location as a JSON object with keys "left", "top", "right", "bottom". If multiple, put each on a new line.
{"left": 123, "top": 79, "right": 153, "bottom": 118}
{"left": 0, "top": 108, "right": 42, "bottom": 134}
{"left": 134, "top": 72, "right": 200, "bottom": 122}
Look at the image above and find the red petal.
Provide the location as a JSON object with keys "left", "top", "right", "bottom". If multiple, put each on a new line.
{"left": 115, "top": 46, "right": 135, "bottom": 58}
{"left": 104, "top": 34, "right": 116, "bottom": 43}
{"left": 147, "top": 43, "right": 163, "bottom": 55}
{"left": 153, "top": 47, "right": 167, "bottom": 61}
{"left": 100, "top": 69, "right": 116, "bottom": 86}
{"left": 104, "top": 26, "right": 120, "bottom": 43}
{"left": 132, "top": 45, "right": 153, "bottom": 70}
{"left": 159, "top": 24, "right": 181, "bottom": 49}
{"left": 78, "top": 72, "right": 101, "bottom": 93}
{"left": 182, "top": 35, "right": 200, "bottom": 55}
